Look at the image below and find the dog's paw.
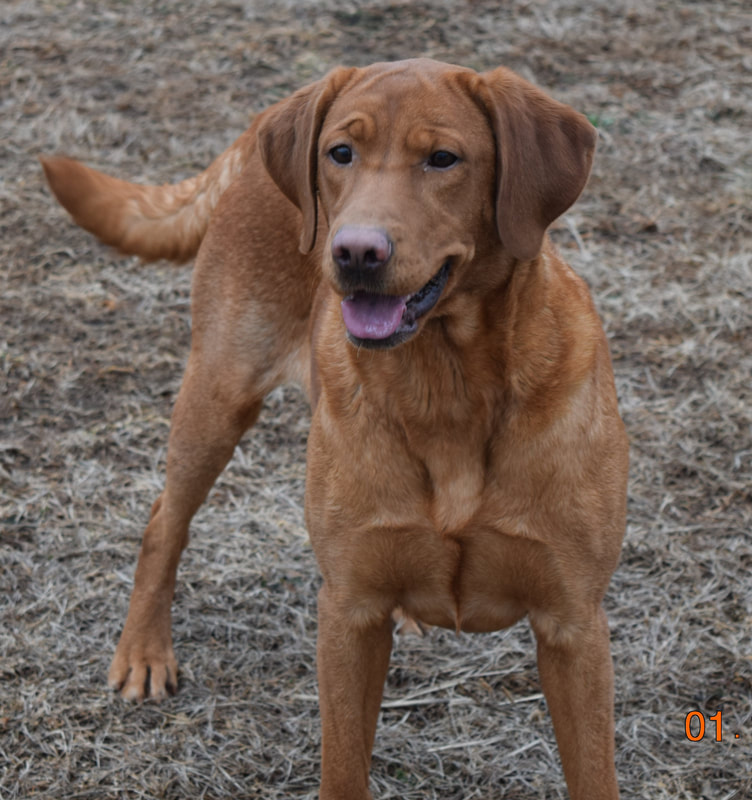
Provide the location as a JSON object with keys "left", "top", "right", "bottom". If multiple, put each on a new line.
{"left": 108, "top": 635, "right": 178, "bottom": 703}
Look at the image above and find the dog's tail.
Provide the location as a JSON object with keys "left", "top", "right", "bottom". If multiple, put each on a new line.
{"left": 40, "top": 128, "right": 256, "bottom": 263}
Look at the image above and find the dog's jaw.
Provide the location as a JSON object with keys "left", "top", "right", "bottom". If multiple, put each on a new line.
{"left": 341, "top": 259, "right": 451, "bottom": 350}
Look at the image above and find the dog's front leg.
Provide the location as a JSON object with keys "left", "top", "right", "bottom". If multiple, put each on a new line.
{"left": 317, "top": 584, "right": 393, "bottom": 800}
{"left": 532, "top": 605, "right": 620, "bottom": 799}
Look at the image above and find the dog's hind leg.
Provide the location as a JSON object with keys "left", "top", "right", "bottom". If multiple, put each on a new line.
{"left": 105, "top": 162, "right": 316, "bottom": 701}
{"left": 107, "top": 352, "right": 267, "bottom": 701}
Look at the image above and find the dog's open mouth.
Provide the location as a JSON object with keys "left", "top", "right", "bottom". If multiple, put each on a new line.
{"left": 341, "top": 260, "right": 451, "bottom": 349}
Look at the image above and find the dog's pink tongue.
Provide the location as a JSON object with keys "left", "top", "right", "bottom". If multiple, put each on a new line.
{"left": 341, "top": 292, "right": 407, "bottom": 340}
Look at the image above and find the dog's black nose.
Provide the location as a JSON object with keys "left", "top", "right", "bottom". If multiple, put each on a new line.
{"left": 332, "top": 226, "right": 392, "bottom": 272}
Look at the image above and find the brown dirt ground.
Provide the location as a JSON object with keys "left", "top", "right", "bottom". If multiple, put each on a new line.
{"left": 1, "top": 1, "right": 751, "bottom": 798}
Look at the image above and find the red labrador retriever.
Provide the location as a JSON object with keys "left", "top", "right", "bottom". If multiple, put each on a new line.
{"left": 42, "top": 58, "right": 628, "bottom": 799}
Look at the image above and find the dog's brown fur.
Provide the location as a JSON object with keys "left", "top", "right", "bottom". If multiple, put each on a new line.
{"left": 42, "top": 58, "right": 628, "bottom": 799}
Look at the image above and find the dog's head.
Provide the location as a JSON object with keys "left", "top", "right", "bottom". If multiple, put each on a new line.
{"left": 258, "top": 59, "right": 596, "bottom": 349}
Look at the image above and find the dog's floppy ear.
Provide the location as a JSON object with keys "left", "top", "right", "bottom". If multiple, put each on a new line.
{"left": 257, "top": 67, "right": 355, "bottom": 254}
{"left": 476, "top": 67, "right": 597, "bottom": 261}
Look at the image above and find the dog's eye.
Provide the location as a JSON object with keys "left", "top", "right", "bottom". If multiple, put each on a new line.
{"left": 329, "top": 145, "right": 353, "bottom": 165}
{"left": 427, "top": 150, "right": 459, "bottom": 169}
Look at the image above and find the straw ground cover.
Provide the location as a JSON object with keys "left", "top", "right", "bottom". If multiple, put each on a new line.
{"left": 1, "top": 0, "right": 750, "bottom": 797}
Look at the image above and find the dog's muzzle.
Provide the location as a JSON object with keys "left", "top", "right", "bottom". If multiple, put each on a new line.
{"left": 340, "top": 259, "right": 451, "bottom": 350}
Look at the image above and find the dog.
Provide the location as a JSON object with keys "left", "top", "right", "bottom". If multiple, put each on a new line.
{"left": 42, "top": 58, "right": 629, "bottom": 799}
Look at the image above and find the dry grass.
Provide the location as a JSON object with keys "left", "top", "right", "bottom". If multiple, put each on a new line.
{"left": 2, "top": 1, "right": 751, "bottom": 798}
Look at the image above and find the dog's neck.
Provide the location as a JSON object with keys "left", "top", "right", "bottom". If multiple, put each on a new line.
{"left": 317, "top": 246, "right": 581, "bottom": 415}
{"left": 310, "top": 243, "right": 605, "bottom": 534}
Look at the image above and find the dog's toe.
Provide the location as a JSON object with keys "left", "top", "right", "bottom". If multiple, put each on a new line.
{"left": 109, "top": 646, "right": 178, "bottom": 702}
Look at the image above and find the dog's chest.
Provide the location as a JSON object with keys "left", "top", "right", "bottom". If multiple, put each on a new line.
{"left": 306, "top": 410, "right": 540, "bottom": 633}
{"left": 420, "top": 438, "right": 486, "bottom": 533}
